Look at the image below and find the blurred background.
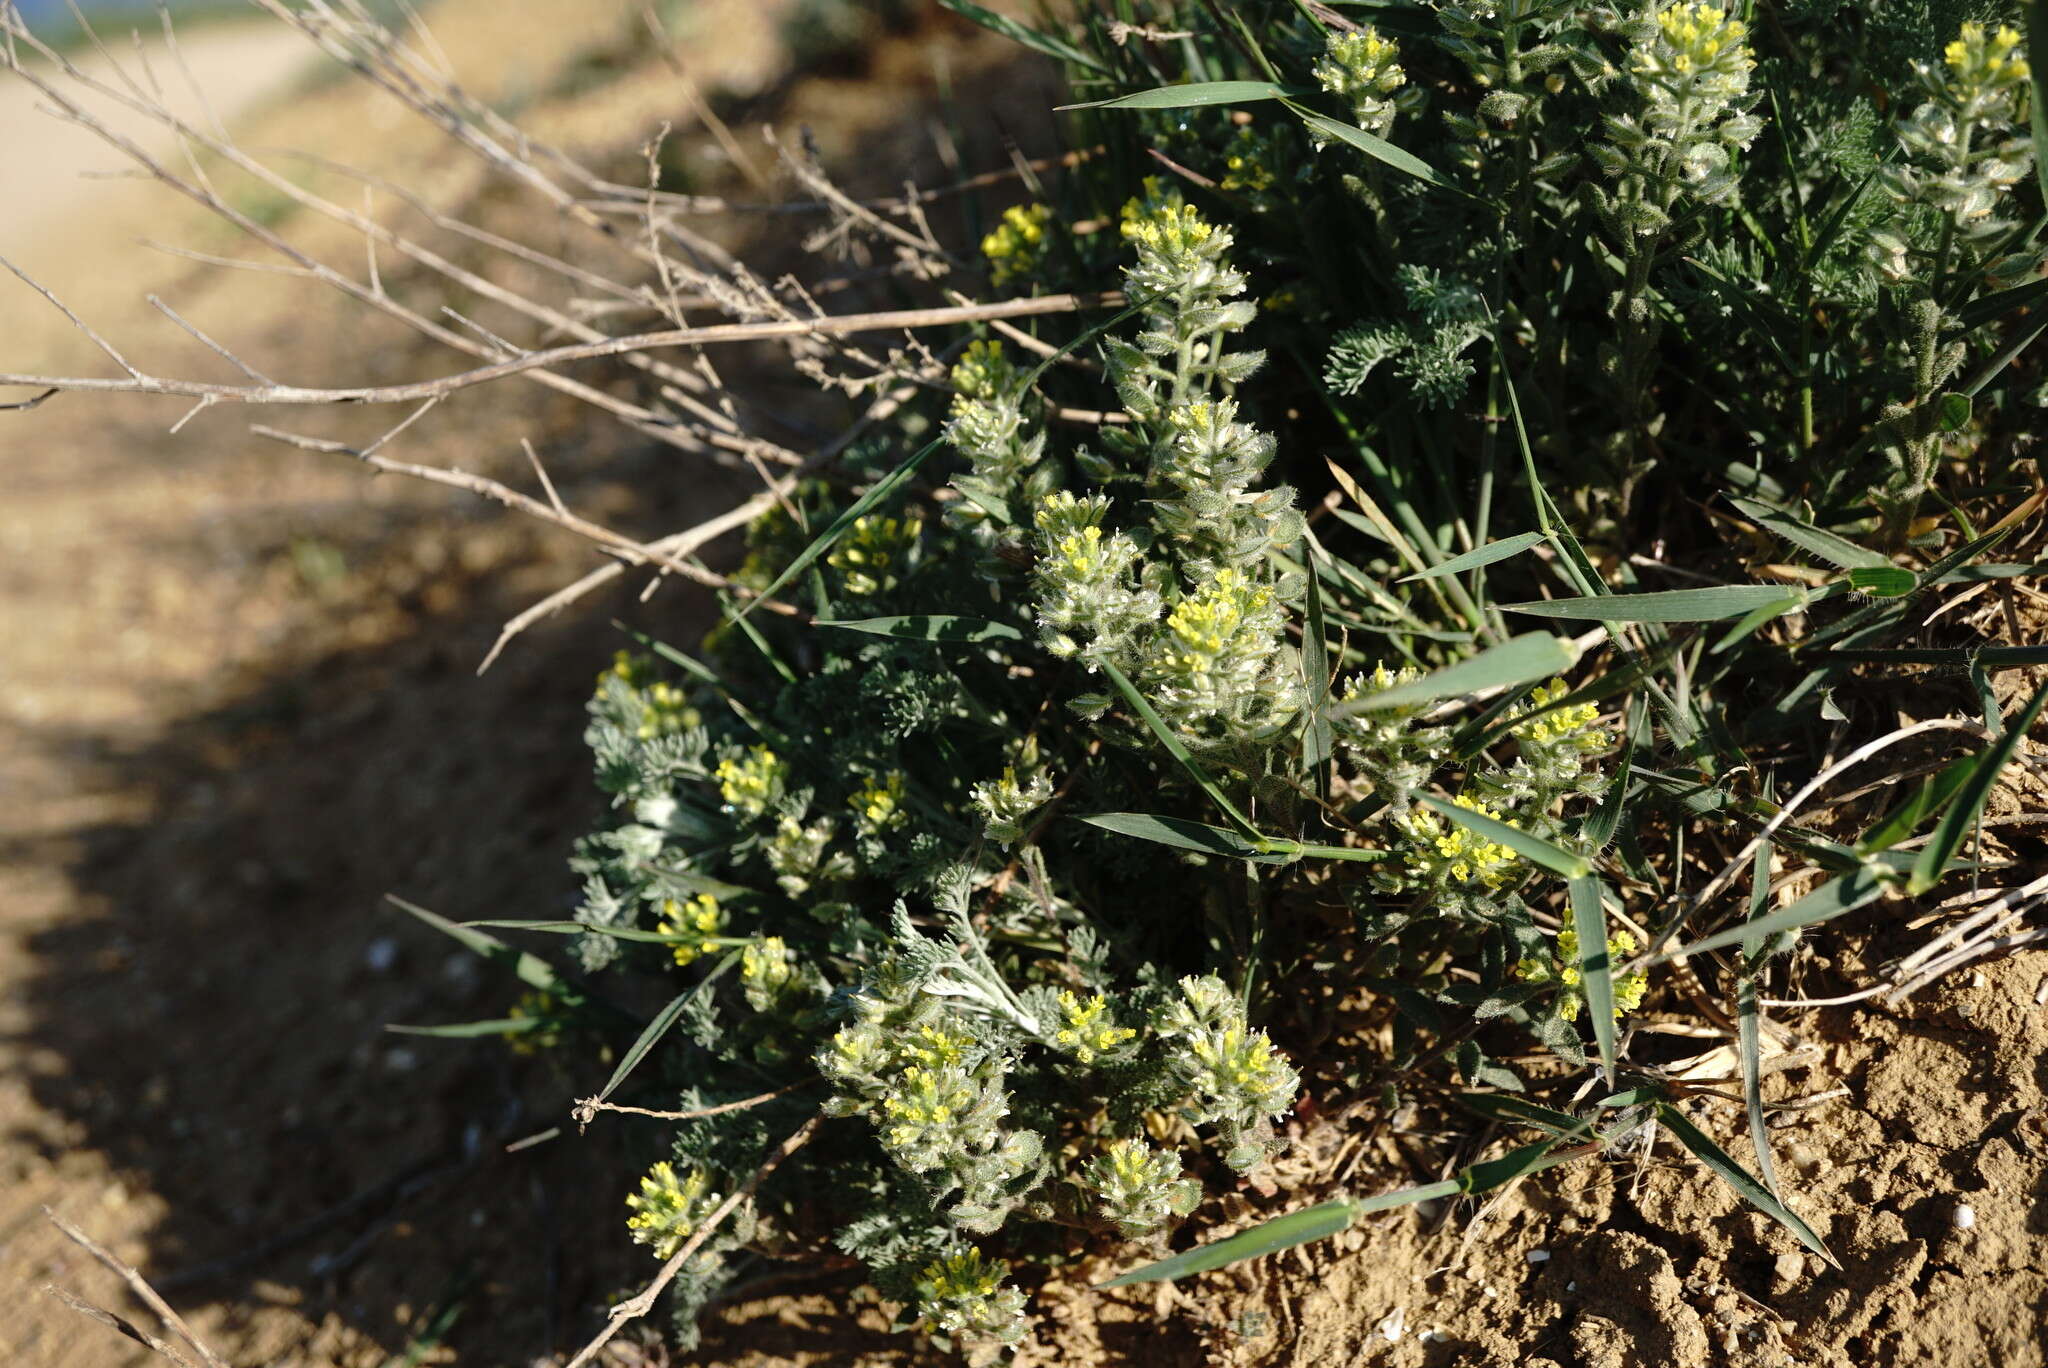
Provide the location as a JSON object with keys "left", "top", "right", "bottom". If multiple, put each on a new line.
{"left": 0, "top": 1, "right": 1054, "bottom": 1362}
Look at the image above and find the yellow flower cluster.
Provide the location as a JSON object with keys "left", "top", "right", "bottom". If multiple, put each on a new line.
{"left": 880, "top": 1065, "right": 975, "bottom": 1149}
{"left": 897, "top": 1023, "right": 973, "bottom": 1070}
{"left": 1516, "top": 680, "right": 1608, "bottom": 748}
{"left": 503, "top": 990, "right": 562, "bottom": 1057}
{"left": 1314, "top": 26, "right": 1406, "bottom": 131}
{"left": 826, "top": 514, "right": 922, "bottom": 597}
{"left": 657, "top": 893, "right": 726, "bottom": 968}
{"left": 1121, "top": 198, "right": 1216, "bottom": 257}
{"left": 849, "top": 770, "right": 906, "bottom": 835}
{"left": 1945, "top": 22, "right": 2028, "bottom": 91}
{"left": 1633, "top": 3, "right": 1752, "bottom": 93}
{"left": 1649, "top": 4, "right": 1749, "bottom": 76}
{"left": 741, "top": 935, "right": 793, "bottom": 991}
{"left": 715, "top": 744, "right": 784, "bottom": 818}
{"left": 981, "top": 202, "right": 1052, "bottom": 287}
{"left": 600, "top": 650, "right": 696, "bottom": 738}
{"left": 1522, "top": 927, "right": 1650, "bottom": 1021}
{"left": 1189, "top": 1024, "right": 1283, "bottom": 1093}
{"left": 949, "top": 338, "right": 1018, "bottom": 409}
{"left": 1053, "top": 990, "right": 1136, "bottom": 1064}
{"left": 625, "top": 1161, "right": 717, "bottom": 1260}
{"left": 1164, "top": 567, "right": 1275, "bottom": 676}
{"left": 915, "top": 1247, "right": 1007, "bottom": 1307}
{"left": 1405, "top": 795, "right": 1520, "bottom": 890}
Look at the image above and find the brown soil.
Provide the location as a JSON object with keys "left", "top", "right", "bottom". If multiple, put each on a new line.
{"left": 2, "top": 4, "right": 2043, "bottom": 1368}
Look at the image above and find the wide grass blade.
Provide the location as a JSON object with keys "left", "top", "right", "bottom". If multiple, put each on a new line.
{"left": 1098, "top": 659, "right": 1259, "bottom": 838}
{"left": 1334, "top": 632, "right": 1577, "bottom": 715}
{"left": 1397, "top": 530, "right": 1548, "bottom": 582}
{"left": 1097, "top": 1199, "right": 1361, "bottom": 1288}
{"left": 1658, "top": 1104, "right": 1834, "bottom": 1264}
{"left": 591, "top": 951, "right": 741, "bottom": 1111}
{"left": 733, "top": 435, "right": 945, "bottom": 623}
{"left": 941, "top": 0, "right": 1108, "bottom": 71}
{"left": 1909, "top": 680, "right": 2048, "bottom": 894}
{"left": 1058, "top": 80, "right": 1311, "bottom": 110}
{"left": 389, "top": 895, "right": 576, "bottom": 1000}
{"left": 1421, "top": 794, "right": 1591, "bottom": 878}
{"left": 1570, "top": 874, "right": 1618, "bottom": 1082}
{"left": 1504, "top": 584, "right": 1824, "bottom": 622}
{"left": 1728, "top": 496, "right": 1889, "bottom": 570}
{"left": 1654, "top": 863, "right": 1894, "bottom": 961}
{"left": 1079, "top": 812, "right": 1291, "bottom": 863}
{"left": 814, "top": 615, "right": 1023, "bottom": 643}
{"left": 1286, "top": 103, "right": 1450, "bottom": 188}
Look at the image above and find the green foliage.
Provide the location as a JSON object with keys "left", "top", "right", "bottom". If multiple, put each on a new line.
{"left": 418, "top": 0, "right": 2044, "bottom": 1354}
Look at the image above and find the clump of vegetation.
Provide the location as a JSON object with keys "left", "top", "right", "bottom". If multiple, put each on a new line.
{"left": 502, "top": 2, "right": 2045, "bottom": 1352}
{"left": 9, "top": 0, "right": 2041, "bottom": 1360}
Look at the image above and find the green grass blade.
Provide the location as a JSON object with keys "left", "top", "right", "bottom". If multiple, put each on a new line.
{"left": 733, "top": 434, "right": 945, "bottom": 623}
{"left": 1057, "top": 80, "right": 1312, "bottom": 110}
{"left": 1333, "top": 633, "right": 1578, "bottom": 715}
{"left": 1711, "top": 595, "right": 1806, "bottom": 654}
{"left": 1097, "top": 1198, "right": 1361, "bottom": 1288}
{"left": 1079, "top": 812, "right": 1291, "bottom": 863}
{"left": 591, "top": 950, "right": 741, "bottom": 1110}
{"left": 1858, "top": 754, "right": 1976, "bottom": 854}
{"left": 814, "top": 615, "right": 1023, "bottom": 643}
{"left": 1847, "top": 567, "right": 1916, "bottom": 598}
{"left": 1727, "top": 496, "right": 1890, "bottom": 570}
{"left": 1658, "top": 1104, "right": 1834, "bottom": 1264}
{"left": 1098, "top": 659, "right": 1259, "bottom": 838}
{"left": 1420, "top": 794, "right": 1591, "bottom": 878}
{"left": 1739, "top": 822, "right": 1782, "bottom": 1198}
{"left": 1302, "top": 540, "right": 1335, "bottom": 797}
{"left": 940, "top": 0, "right": 1108, "bottom": 71}
{"left": 387, "top": 1017, "right": 538, "bottom": 1038}
{"left": 388, "top": 895, "right": 576, "bottom": 1001}
{"left": 1654, "top": 864, "right": 1894, "bottom": 961}
{"left": 463, "top": 919, "right": 711, "bottom": 944}
{"left": 1570, "top": 873, "right": 1618, "bottom": 1082}
{"left": 1397, "top": 531, "right": 1548, "bottom": 582}
{"left": 1504, "top": 585, "right": 1820, "bottom": 622}
{"left": 1909, "top": 680, "right": 2048, "bottom": 894}
{"left": 613, "top": 621, "right": 724, "bottom": 686}
{"left": 733, "top": 432, "right": 946, "bottom": 626}
{"left": 1286, "top": 103, "right": 1450, "bottom": 188}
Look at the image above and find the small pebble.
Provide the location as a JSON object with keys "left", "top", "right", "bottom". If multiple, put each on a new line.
{"left": 364, "top": 937, "right": 400, "bottom": 973}
{"left": 1376, "top": 1308, "right": 1406, "bottom": 1343}
{"left": 1565, "top": 1280, "right": 1578, "bottom": 1293}
{"left": 1526, "top": 1249, "right": 1551, "bottom": 1264}
{"left": 384, "top": 1047, "right": 419, "bottom": 1074}
{"left": 2034, "top": 975, "right": 2048, "bottom": 1006}
{"left": 1953, "top": 1203, "right": 1977, "bottom": 1231}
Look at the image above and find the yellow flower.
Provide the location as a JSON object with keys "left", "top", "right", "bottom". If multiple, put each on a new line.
{"left": 657, "top": 893, "right": 725, "bottom": 968}
{"left": 826, "top": 515, "right": 922, "bottom": 597}
{"left": 1053, "top": 990, "right": 1136, "bottom": 1064}
{"left": 981, "top": 203, "right": 1053, "bottom": 287}
{"left": 1520, "top": 928, "right": 1650, "bottom": 1021}
{"left": 849, "top": 770, "right": 907, "bottom": 835}
{"left": 625, "top": 1161, "right": 717, "bottom": 1260}
{"left": 715, "top": 745, "right": 784, "bottom": 818}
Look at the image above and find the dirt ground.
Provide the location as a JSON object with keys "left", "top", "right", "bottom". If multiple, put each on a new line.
{"left": 1, "top": 3, "right": 2044, "bottom": 1367}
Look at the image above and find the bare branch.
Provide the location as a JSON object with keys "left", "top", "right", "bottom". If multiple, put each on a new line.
{"left": 563, "top": 1115, "right": 822, "bottom": 1368}
{"left": 43, "top": 1207, "right": 230, "bottom": 1368}
{"left": 572, "top": 1080, "right": 814, "bottom": 1130}
{"left": 0, "top": 293, "right": 1119, "bottom": 406}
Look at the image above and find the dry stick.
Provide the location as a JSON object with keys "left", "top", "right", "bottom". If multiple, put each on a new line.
{"left": 1637, "top": 717, "right": 1991, "bottom": 965}
{"left": 572, "top": 1080, "right": 815, "bottom": 1130}
{"left": 563, "top": 1115, "right": 822, "bottom": 1368}
{"left": 0, "top": 293, "right": 1119, "bottom": 404}
{"left": 248, "top": 420, "right": 800, "bottom": 614}
{"left": 40, "top": 1285, "right": 201, "bottom": 1368}
{"left": 0, "top": 37, "right": 736, "bottom": 465}
{"left": 42, "top": 1208, "right": 230, "bottom": 1368}
{"left": 478, "top": 348, "right": 956, "bottom": 672}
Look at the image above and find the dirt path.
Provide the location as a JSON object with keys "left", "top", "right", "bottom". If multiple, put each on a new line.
{"left": 0, "top": 21, "right": 315, "bottom": 263}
